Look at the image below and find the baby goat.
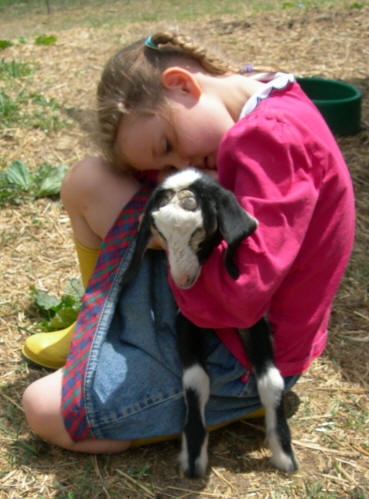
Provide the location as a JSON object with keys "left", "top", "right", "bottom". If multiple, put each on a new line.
{"left": 120, "top": 168, "right": 297, "bottom": 477}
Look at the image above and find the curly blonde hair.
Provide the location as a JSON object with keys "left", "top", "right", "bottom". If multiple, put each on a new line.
{"left": 96, "top": 30, "right": 244, "bottom": 165}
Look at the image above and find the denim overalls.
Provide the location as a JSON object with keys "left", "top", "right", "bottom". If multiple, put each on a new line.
{"left": 62, "top": 185, "right": 298, "bottom": 442}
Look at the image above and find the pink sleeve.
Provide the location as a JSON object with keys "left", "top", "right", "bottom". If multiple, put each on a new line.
{"left": 170, "top": 118, "right": 323, "bottom": 329}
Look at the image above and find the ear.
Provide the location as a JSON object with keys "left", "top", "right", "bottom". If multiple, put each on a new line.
{"left": 161, "top": 67, "right": 202, "bottom": 99}
{"left": 214, "top": 187, "right": 258, "bottom": 280}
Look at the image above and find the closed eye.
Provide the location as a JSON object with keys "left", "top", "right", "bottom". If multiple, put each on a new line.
{"left": 165, "top": 138, "right": 172, "bottom": 153}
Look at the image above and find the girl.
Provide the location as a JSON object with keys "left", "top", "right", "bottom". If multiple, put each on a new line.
{"left": 22, "top": 31, "right": 355, "bottom": 454}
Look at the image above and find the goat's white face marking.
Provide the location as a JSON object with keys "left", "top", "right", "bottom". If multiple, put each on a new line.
{"left": 152, "top": 169, "right": 207, "bottom": 288}
{"left": 152, "top": 195, "right": 204, "bottom": 288}
{"left": 162, "top": 169, "right": 202, "bottom": 191}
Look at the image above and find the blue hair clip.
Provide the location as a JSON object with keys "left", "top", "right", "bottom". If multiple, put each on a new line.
{"left": 145, "top": 36, "right": 159, "bottom": 49}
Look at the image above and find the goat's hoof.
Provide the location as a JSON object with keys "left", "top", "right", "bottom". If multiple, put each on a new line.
{"left": 270, "top": 450, "right": 298, "bottom": 473}
{"left": 178, "top": 450, "right": 208, "bottom": 478}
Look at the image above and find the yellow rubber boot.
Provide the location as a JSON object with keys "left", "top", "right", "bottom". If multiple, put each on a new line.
{"left": 22, "top": 240, "right": 99, "bottom": 369}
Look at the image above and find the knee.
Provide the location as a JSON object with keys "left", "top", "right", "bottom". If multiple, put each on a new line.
{"left": 22, "top": 378, "right": 56, "bottom": 442}
{"left": 22, "top": 381, "right": 39, "bottom": 422}
{"left": 22, "top": 371, "right": 73, "bottom": 448}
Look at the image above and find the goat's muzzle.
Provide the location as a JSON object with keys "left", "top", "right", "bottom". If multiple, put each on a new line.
{"left": 152, "top": 190, "right": 204, "bottom": 289}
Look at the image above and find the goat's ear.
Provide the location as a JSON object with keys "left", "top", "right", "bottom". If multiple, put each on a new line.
{"left": 214, "top": 187, "right": 258, "bottom": 280}
{"left": 120, "top": 209, "right": 154, "bottom": 288}
{"left": 121, "top": 185, "right": 170, "bottom": 287}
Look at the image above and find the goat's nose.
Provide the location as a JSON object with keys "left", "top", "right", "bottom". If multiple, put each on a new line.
{"left": 175, "top": 275, "right": 195, "bottom": 289}
{"left": 174, "top": 271, "right": 200, "bottom": 289}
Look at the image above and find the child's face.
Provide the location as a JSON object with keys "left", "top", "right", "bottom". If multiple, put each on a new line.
{"left": 115, "top": 69, "right": 235, "bottom": 173}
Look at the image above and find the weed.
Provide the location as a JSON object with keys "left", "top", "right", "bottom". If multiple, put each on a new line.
{"left": 0, "top": 160, "right": 69, "bottom": 206}
{"left": 29, "top": 278, "right": 83, "bottom": 331}
{"left": 340, "top": 397, "right": 369, "bottom": 429}
{"left": 34, "top": 34, "right": 57, "bottom": 45}
{"left": 0, "top": 90, "right": 69, "bottom": 133}
{"left": 0, "top": 39, "right": 12, "bottom": 50}
{"left": 10, "top": 439, "right": 50, "bottom": 463}
{"left": 303, "top": 480, "right": 326, "bottom": 497}
{"left": 0, "top": 91, "right": 20, "bottom": 123}
{"left": 328, "top": 398, "right": 341, "bottom": 417}
{"left": 127, "top": 461, "right": 152, "bottom": 481}
{"left": 0, "top": 58, "right": 33, "bottom": 79}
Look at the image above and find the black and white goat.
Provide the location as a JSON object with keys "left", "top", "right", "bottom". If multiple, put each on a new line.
{"left": 120, "top": 168, "right": 297, "bottom": 478}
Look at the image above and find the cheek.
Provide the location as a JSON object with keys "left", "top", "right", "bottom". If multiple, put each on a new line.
{"left": 174, "top": 108, "right": 222, "bottom": 156}
{"left": 178, "top": 126, "right": 221, "bottom": 159}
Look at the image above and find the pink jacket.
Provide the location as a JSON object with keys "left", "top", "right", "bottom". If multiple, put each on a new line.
{"left": 170, "top": 78, "right": 355, "bottom": 376}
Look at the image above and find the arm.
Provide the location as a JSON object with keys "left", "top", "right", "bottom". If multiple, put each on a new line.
{"left": 170, "top": 118, "right": 323, "bottom": 329}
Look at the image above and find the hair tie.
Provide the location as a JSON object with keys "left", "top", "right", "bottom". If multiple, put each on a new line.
{"left": 240, "top": 64, "right": 254, "bottom": 74}
{"left": 145, "top": 36, "right": 159, "bottom": 49}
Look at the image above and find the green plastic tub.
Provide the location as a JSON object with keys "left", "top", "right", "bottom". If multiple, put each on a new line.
{"left": 297, "top": 77, "right": 362, "bottom": 136}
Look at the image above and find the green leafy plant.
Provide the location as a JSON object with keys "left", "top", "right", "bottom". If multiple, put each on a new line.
{"left": 33, "top": 162, "right": 69, "bottom": 198}
{"left": 5, "top": 159, "right": 32, "bottom": 189}
{"left": 0, "top": 40, "right": 12, "bottom": 51}
{"left": 34, "top": 34, "right": 57, "bottom": 46}
{"left": 29, "top": 278, "right": 84, "bottom": 331}
{"left": 0, "top": 160, "right": 69, "bottom": 205}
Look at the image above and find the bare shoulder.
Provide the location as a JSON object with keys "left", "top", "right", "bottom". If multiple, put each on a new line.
{"left": 61, "top": 156, "right": 141, "bottom": 243}
{"left": 61, "top": 157, "right": 139, "bottom": 209}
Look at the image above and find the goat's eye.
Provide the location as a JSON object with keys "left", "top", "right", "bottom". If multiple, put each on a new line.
{"left": 177, "top": 190, "right": 198, "bottom": 211}
{"left": 158, "top": 190, "right": 175, "bottom": 208}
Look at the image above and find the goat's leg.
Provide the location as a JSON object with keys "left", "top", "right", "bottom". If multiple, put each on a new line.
{"left": 238, "top": 320, "right": 298, "bottom": 472}
{"left": 176, "top": 313, "right": 210, "bottom": 478}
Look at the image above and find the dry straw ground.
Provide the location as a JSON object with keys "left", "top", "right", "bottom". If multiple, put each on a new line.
{"left": 0, "top": 1, "right": 368, "bottom": 497}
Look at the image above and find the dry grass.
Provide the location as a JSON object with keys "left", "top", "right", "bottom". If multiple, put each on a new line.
{"left": 0, "top": 2, "right": 368, "bottom": 497}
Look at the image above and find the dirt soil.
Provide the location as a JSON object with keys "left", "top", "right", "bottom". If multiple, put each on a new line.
{"left": 0, "top": 3, "right": 368, "bottom": 498}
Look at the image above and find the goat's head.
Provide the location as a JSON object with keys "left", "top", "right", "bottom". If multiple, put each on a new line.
{"left": 121, "top": 168, "right": 258, "bottom": 290}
